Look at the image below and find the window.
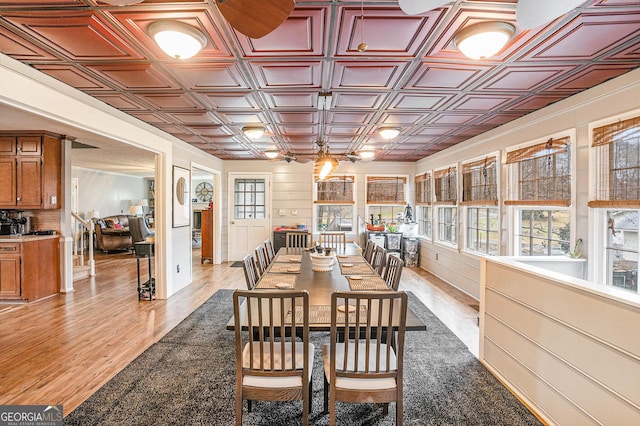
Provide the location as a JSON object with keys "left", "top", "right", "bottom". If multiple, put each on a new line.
{"left": 234, "top": 178, "right": 265, "bottom": 219}
{"left": 590, "top": 115, "right": 640, "bottom": 294}
{"left": 437, "top": 207, "right": 457, "bottom": 246}
{"left": 605, "top": 210, "right": 639, "bottom": 293}
{"left": 314, "top": 176, "right": 354, "bottom": 232}
{"left": 505, "top": 137, "right": 571, "bottom": 206}
{"left": 366, "top": 176, "right": 408, "bottom": 222}
{"left": 515, "top": 209, "right": 570, "bottom": 255}
{"left": 461, "top": 156, "right": 499, "bottom": 255}
{"left": 415, "top": 172, "right": 432, "bottom": 239}
{"left": 467, "top": 207, "right": 499, "bottom": 255}
{"left": 590, "top": 116, "right": 640, "bottom": 206}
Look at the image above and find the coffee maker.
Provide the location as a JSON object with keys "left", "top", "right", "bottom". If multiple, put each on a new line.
{"left": 0, "top": 210, "right": 28, "bottom": 235}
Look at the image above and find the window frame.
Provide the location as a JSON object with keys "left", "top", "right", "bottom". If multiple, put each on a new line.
{"left": 312, "top": 175, "right": 356, "bottom": 233}
{"left": 365, "top": 174, "right": 409, "bottom": 223}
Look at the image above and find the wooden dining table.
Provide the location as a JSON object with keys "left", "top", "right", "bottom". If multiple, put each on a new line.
{"left": 226, "top": 244, "right": 427, "bottom": 332}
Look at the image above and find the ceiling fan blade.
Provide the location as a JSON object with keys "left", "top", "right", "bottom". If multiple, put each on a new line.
{"left": 398, "top": 0, "right": 451, "bottom": 15}
{"left": 217, "top": 0, "right": 295, "bottom": 39}
{"left": 516, "top": 0, "right": 586, "bottom": 29}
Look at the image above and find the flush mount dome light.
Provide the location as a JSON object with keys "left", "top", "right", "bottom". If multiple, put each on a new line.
{"left": 243, "top": 126, "right": 265, "bottom": 139}
{"left": 379, "top": 127, "right": 400, "bottom": 139}
{"left": 454, "top": 21, "right": 515, "bottom": 60}
{"left": 359, "top": 150, "right": 375, "bottom": 160}
{"left": 264, "top": 150, "right": 279, "bottom": 159}
{"left": 101, "top": 0, "right": 144, "bottom": 5}
{"left": 148, "top": 21, "right": 207, "bottom": 60}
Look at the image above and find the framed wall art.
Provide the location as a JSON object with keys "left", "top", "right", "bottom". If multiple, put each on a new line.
{"left": 173, "top": 166, "right": 190, "bottom": 228}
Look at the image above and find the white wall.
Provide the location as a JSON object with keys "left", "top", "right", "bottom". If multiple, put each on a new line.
{"left": 222, "top": 160, "right": 415, "bottom": 262}
{"left": 416, "top": 67, "right": 640, "bottom": 300}
{"left": 72, "top": 167, "right": 148, "bottom": 218}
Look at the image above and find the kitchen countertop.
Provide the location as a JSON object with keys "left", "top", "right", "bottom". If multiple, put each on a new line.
{"left": 0, "top": 234, "right": 60, "bottom": 243}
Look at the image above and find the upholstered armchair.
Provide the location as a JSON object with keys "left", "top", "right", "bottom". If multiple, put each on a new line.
{"left": 129, "top": 217, "right": 155, "bottom": 245}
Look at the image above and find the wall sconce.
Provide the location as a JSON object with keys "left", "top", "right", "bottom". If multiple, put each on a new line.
{"left": 243, "top": 126, "right": 265, "bottom": 139}
{"left": 264, "top": 150, "right": 279, "bottom": 159}
{"left": 379, "top": 127, "right": 401, "bottom": 139}
{"left": 148, "top": 21, "right": 207, "bottom": 59}
{"left": 454, "top": 21, "right": 515, "bottom": 60}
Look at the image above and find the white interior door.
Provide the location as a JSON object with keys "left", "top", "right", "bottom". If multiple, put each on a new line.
{"left": 228, "top": 173, "right": 271, "bottom": 261}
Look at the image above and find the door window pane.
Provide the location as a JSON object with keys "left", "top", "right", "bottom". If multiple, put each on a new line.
{"left": 234, "top": 178, "right": 266, "bottom": 219}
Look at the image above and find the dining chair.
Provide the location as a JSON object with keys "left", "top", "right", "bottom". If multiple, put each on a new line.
{"left": 286, "top": 232, "right": 310, "bottom": 249}
{"left": 254, "top": 244, "right": 269, "bottom": 276}
{"left": 363, "top": 239, "right": 376, "bottom": 264}
{"left": 264, "top": 239, "right": 276, "bottom": 263}
{"left": 383, "top": 254, "right": 404, "bottom": 291}
{"left": 320, "top": 232, "right": 347, "bottom": 251}
{"left": 233, "top": 289, "right": 313, "bottom": 426}
{"left": 370, "top": 245, "right": 387, "bottom": 275}
{"left": 323, "top": 291, "right": 408, "bottom": 426}
{"left": 241, "top": 253, "right": 259, "bottom": 290}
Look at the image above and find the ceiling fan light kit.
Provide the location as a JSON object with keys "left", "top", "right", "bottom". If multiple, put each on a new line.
{"left": 242, "top": 126, "right": 265, "bottom": 139}
{"left": 148, "top": 21, "right": 207, "bottom": 59}
{"left": 264, "top": 150, "right": 279, "bottom": 159}
{"left": 454, "top": 21, "right": 515, "bottom": 60}
{"left": 379, "top": 127, "right": 401, "bottom": 139}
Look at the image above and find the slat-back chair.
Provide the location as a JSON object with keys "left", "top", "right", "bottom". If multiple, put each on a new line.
{"left": 286, "top": 232, "right": 310, "bottom": 249}
{"left": 363, "top": 240, "right": 376, "bottom": 264}
{"left": 264, "top": 239, "right": 276, "bottom": 263}
{"left": 323, "top": 291, "right": 408, "bottom": 426}
{"left": 241, "top": 253, "right": 259, "bottom": 290}
{"left": 383, "top": 254, "right": 404, "bottom": 291}
{"left": 370, "top": 245, "right": 387, "bottom": 275}
{"left": 320, "top": 232, "right": 347, "bottom": 251}
{"left": 233, "top": 290, "right": 313, "bottom": 426}
{"left": 254, "top": 244, "right": 269, "bottom": 276}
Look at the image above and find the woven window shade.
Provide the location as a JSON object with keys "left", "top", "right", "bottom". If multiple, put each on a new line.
{"left": 366, "top": 176, "right": 407, "bottom": 204}
{"left": 589, "top": 115, "right": 640, "bottom": 207}
{"left": 461, "top": 157, "right": 498, "bottom": 205}
{"left": 315, "top": 175, "right": 354, "bottom": 203}
{"left": 434, "top": 167, "right": 457, "bottom": 204}
{"left": 506, "top": 137, "right": 569, "bottom": 164}
{"left": 505, "top": 137, "right": 571, "bottom": 206}
{"left": 415, "top": 173, "right": 432, "bottom": 205}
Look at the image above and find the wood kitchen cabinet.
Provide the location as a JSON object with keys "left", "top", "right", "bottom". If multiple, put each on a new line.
{"left": 0, "top": 132, "right": 62, "bottom": 209}
{"left": 0, "top": 237, "right": 60, "bottom": 302}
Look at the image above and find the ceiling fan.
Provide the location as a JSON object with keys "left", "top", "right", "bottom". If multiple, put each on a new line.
{"left": 399, "top": 0, "right": 587, "bottom": 29}
{"left": 100, "top": 0, "right": 294, "bottom": 39}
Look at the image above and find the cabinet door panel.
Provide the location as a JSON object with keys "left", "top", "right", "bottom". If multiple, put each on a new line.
{"left": 0, "top": 255, "right": 21, "bottom": 298}
{"left": 0, "top": 157, "right": 17, "bottom": 206}
{"left": 0, "top": 137, "right": 16, "bottom": 155}
{"left": 17, "top": 157, "right": 42, "bottom": 207}
{"left": 17, "top": 136, "right": 42, "bottom": 155}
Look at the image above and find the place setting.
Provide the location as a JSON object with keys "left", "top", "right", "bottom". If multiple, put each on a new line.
{"left": 273, "top": 254, "right": 302, "bottom": 263}
{"left": 255, "top": 273, "right": 297, "bottom": 289}
{"left": 268, "top": 262, "right": 301, "bottom": 273}
{"left": 346, "top": 274, "right": 390, "bottom": 291}
{"left": 336, "top": 254, "right": 367, "bottom": 263}
{"left": 339, "top": 262, "right": 375, "bottom": 275}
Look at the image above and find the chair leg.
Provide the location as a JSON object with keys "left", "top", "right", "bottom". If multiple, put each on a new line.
{"left": 247, "top": 399, "right": 252, "bottom": 413}
{"left": 323, "top": 375, "right": 329, "bottom": 414}
{"left": 309, "top": 380, "right": 313, "bottom": 414}
{"left": 235, "top": 393, "right": 243, "bottom": 426}
{"left": 383, "top": 402, "right": 389, "bottom": 415}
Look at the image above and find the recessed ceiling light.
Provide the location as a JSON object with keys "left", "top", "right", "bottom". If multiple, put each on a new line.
{"left": 454, "top": 21, "right": 515, "bottom": 60}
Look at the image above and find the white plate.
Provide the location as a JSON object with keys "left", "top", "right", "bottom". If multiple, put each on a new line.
{"left": 337, "top": 304, "right": 357, "bottom": 313}
{"left": 349, "top": 275, "right": 362, "bottom": 280}
{"left": 288, "top": 258, "right": 299, "bottom": 262}
{"left": 287, "top": 267, "right": 300, "bottom": 272}
{"left": 338, "top": 255, "right": 348, "bottom": 258}
{"left": 342, "top": 263, "right": 353, "bottom": 267}
{"left": 275, "top": 283, "right": 291, "bottom": 289}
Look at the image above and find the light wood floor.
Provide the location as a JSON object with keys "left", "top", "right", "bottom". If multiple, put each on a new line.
{"left": 0, "top": 249, "right": 479, "bottom": 416}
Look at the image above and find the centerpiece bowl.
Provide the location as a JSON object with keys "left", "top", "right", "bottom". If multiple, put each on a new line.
{"left": 310, "top": 252, "right": 336, "bottom": 272}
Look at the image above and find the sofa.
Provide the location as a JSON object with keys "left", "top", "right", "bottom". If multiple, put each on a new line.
{"left": 94, "top": 215, "right": 133, "bottom": 252}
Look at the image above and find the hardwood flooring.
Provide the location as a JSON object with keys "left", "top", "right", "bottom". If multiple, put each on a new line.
{"left": 0, "top": 249, "right": 478, "bottom": 416}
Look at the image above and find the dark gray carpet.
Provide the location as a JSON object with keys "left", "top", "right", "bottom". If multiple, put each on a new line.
{"left": 230, "top": 261, "right": 243, "bottom": 267}
{"left": 65, "top": 290, "right": 542, "bottom": 425}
